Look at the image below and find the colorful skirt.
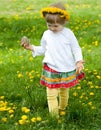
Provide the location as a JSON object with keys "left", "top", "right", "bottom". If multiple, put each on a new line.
{"left": 40, "top": 64, "right": 85, "bottom": 89}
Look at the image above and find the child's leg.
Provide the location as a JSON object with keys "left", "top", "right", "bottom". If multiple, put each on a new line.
{"left": 59, "top": 88, "right": 69, "bottom": 110}
{"left": 46, "top": 87, "right": 58, "bottom": 117}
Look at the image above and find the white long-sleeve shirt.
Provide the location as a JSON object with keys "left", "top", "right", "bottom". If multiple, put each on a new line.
{"left": 32, "top": 27, "right": 83, "bottom": 72}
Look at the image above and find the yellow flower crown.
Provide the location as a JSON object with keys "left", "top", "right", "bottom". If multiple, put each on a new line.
{"left": 41, "top": 7, "right": 70, "bottom": 20}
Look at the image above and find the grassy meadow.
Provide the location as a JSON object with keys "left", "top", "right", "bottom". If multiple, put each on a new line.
{"left": 0, "top": 0, "right": 101, "bottom": 130}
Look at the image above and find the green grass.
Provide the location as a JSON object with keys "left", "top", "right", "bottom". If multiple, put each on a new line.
{"left": 0, "top": 0, "right": 101, "bottom": 130}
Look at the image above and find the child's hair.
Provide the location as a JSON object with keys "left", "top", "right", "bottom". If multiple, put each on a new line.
{"left": 49, "top": 2, "right": 66, "bottom": 10}
{"left": 41, "top": 2, "right": 70, "bottom": 25}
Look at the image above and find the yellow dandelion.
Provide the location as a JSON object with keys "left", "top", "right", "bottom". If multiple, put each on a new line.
{"left": 73, "top": 92, "right": 78, "bottom": 96}
{"left": 82, "top": 46, "right": 85, "bottom": 49}
{"left": 21, "top": 107, "right": 30, "bottom": 113}
{"left": 36, "top": 117, "right": 42, "bottom": 122}
{"left": 9, "top": 48, "right": 13, "bottom": 51}
{"left": 29, "top": 57, "right": 33, "bottom": 61}
{"left": 75, "top": 26, "right": 79, "bottom": 30}
{"left": 31, "top": 70, "right": 34, "bottom": 73}
{"left": 0, "top": 96, "right": 5, "bottom": 100}
{"left": 30, "top": 79, "right": 33, "bottom": 82}
{"left": 96, "top": 75, "right": 101, "bottom": 79}
{"left": 17, "top": 94, "right": 21, "bottom": 97}
{"left": 87, "top": 81, "right": 92, "bottom": 85}
{"left": 21, "top": 66, "right": 24, "bottom": 69}
{"left": 79, "top": 95, "right": 83, "bottom": 99}
{"left": 85, "top": 68, "right": 88, "bottom": 71}
{"left": 89, "top": 92, "right": 94, "bottom": 96}
{"left": 26, "top": 86, "right": 30, "bottom": 89}
{"left": 91, "top": 106, "right": 96, "bottom": 110}
{"left": 32, "top": 26, "right": 36, "bottom": 31}
{"left": 1, "top": 117, "right": 7, "bottom": 123}
{"left": 77, "top": 86, "right": 81, "bottom": 90}
{"left": 25, "top": 108, "right": 30, "bottom": 113}
{"left": 26, "top": 6, "right": 31, "bottom": 11}
{"left": 0, "top": 61, "right": 3, "bottom": 64}
{"left": 95, "top": 86, "right": 99, "bottom": 89}
{"left": 88, "top": 102, "right": 92, "bottom": 106}
{"left": 90, "top": 86, "right": 94, "bottom": 88}
{"left": 75, "top": 5, "right": 79, "bottom": 8}
{"left": 10, "top": 114, "right": 14, "bottom": 118}
{"left": 6, "top": 107, "right": 11, "bottom": 111}
{"left": 13, "top": 106, "right": 17, "bottom": 110}
{"left": 19, "top": 119, "right": 26, "bottom": 125}
{"left": 0, "top": 106, "right": 7, "bottom": 112}
{"left": 82, "top": 103, "right": 85, "bottom": 106}
{"left": 65, "top": 4, "right": 70, "bottom": 8}
{"left": 94, "top": 41, "right": 98, "bottom": 46}
{"left": 29, "top": 75, "right": 34, "bottom": 79}
{"left": 88, "top": 49, "right": 91, "bottom": 52}
{"left": 14, "top": 14, "right": 19, "bottom": 20}
{"left": 18, "top": 73, "right": 23, "bottom": 78}
{"left": 31, "top": 117, "right": 36, "bottom": 123}
{"left": 21, "top": 115, "right": 28, "bottom": 120}
{"left": 58, "top": 119, "right": 62, "bottom": 123}
{"left": 85, "top": 97, "right": 88, "bottom": 100}
{"left": 59, "top": 111, "right": 66, "bottom": 116}
{"left": 8, "top": 109, "right": 14, "bottom": 114}
{"left": 15, "top": 122, "right": 18, "bottom": 126}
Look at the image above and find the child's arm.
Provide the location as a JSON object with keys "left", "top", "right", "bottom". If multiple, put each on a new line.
{"left": 21, "top": 36, "right": 34, "bottom": 51}
{"left": 76, "top": 60, "right": 85, "bottom": 74}
{"left": 20, "top": 36, "right": 46, "bottom": 56}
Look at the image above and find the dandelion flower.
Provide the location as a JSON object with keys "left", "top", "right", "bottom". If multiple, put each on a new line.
{"left": 77, "top": 86, "right": 81, "bottom": 89}
{"left": 31, "top": 117, "right": 36, "bottom": 123}
{"left": 36, "top": 117, "right": 42, "bottom": 122}
{"left": 87, "top": 81, "right": 92, "bottom": 85}
{"left": 19, "top": 119, "right": 26, "bottom": 125}
{"left": 91, "top": 106, "right": 96, "bottom": 110}
{"left": 21, "top": 107, "right": 30, "bottom": 113}
{"left": 96, "top": 75, "right": 101, "bottom": 79}
{"left": 59, "top": 111, "right": 66, "bottom": 116}
{"left": 1, "top": 117, "right": 7, "bottom": 122}
{"left": 21, "top": 115, "right": 28, "bottom": 120}
{"left": 90, "top": 86, "right": 94, "bottom": 88}
{"left": 10, "top": 114, "right": 14, "bottom": 118}
{"left": 26, "top": 6, "right": 31, "bottom": 11}
{"left": 95, "top": 86, "right": 99, "bottom": 89}
{"left": 89, "top": 92, "right": 94, "bottom": 96}
{"left": 58, "top": 119, "right": 62, "bottom": 123}
{"left": 29, "top": 57, "right": 33, "bottom": 61}
{"left": 0, "top": 96, "right": 5, "bottom": 100}
{"left": 18, "top": 73, "right": 23, "bottom": 78}
{"left": 73, "top": 92, "right": 78, "bottom": 96}
{"left": 88, "top": 102, "right": 92, "bottom": 106}
{"left": 8, "top": 109, "right": 14, "bottom": 114}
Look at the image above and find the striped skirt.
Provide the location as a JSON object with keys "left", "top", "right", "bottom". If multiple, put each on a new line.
{"left": 40, "top": 64, "right": 85, "bottom": 89}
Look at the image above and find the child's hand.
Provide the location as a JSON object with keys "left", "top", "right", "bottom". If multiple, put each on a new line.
{"left": 76, "top": 60, "right": 85, "bottom": 74}
{"left": 21, "top": 36, "right": 30, "bottom": 46}
{"left": 21, "top": 36, "right": 33, "bottom": 51}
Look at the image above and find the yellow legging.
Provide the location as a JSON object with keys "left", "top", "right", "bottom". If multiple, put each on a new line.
{"left": 46, "top": 87, "right": 69, "bottom": 117}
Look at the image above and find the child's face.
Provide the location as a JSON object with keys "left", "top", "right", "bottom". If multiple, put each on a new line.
{"left": 46, "top": 22, "right": 64, "bottom": 33}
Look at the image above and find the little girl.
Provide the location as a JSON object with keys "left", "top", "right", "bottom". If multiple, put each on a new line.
{"left": 21, "top": 2, "right": 85, "bottom": 117}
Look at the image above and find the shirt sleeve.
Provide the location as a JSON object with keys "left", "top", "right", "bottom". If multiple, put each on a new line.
{"left": 69, "top": 29, "right": 83, "bottom": 62}
{"left": 32, "top": 34, "right": 46, "bottom": 57}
